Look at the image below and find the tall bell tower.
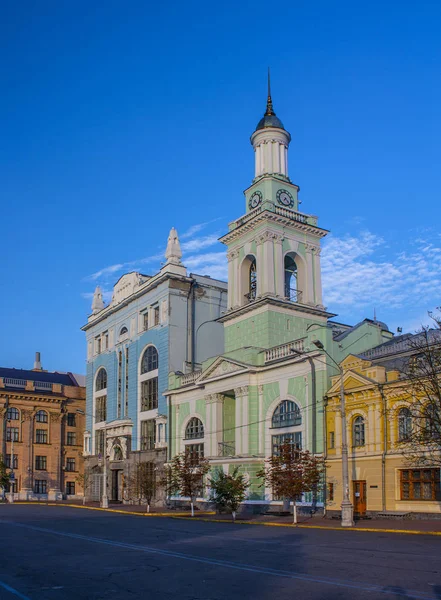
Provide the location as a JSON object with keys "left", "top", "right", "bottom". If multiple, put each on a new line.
{"left": 219, "top": 75, "right": 334, "bottom": 355}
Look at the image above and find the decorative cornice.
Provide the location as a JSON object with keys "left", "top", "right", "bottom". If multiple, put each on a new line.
{"left": 49, "top": 412, "right": 62, "bottom": 422}
{"left": 205, "top": 393, "right": 224, "bottom": 405}
{"left": 234, "top": 386, "right": 248, "bottom": 397}
{"left": 227, "top": 249, "right": 240, "bottom": 262}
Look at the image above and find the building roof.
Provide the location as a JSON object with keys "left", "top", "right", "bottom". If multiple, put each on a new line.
{"left": 0, "top": 367, "right": 80, "bottom": 387}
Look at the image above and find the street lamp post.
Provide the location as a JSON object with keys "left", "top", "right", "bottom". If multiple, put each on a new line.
{"left": 311, "top": 339, "right": 354, "bottom": 527}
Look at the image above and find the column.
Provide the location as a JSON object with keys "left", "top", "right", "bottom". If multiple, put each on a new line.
{"left": 241, "top": 386, "right": 249, "bottom": 455}
{"left": 284, "top": 146, "right": 289, "bottom": 177}
{"left": 234, "top": 388, "right": 243, "bottom": 455}
{"left": 312, "top": 247, "right": 324, "bottom": 307}
{"left": 304, "top": 244, "right": 314, "bottom": 304}
{"left": 273, "top": 234, "right": 284, "bottom": 297}
{"left": 254, "top": 147, "right": 259, "bottom": 178}
{"left": 232, "top": 250, "right": 240, "bottom": 308}
{"left": 260, "top": 232, "right": 276, "bottom": 297}
{"left": 335, "top": 407, "right": 342, "bottom": 457}
{"left": 256, "top": 236, "right": 265, "bottom": 298}
{"left": 48, "top": 412, "right": 63, "bottom": 501}
{"left": 21, "top": 410, "right": 34, "bottom": 498}
{"left": 368, "top": 403, "right": 375, "bottom": 452}
{"left": 258, "top": 385, "right": 264, "bottom": 454}
{"left": 226, "top": 251, "right": 235, "bottom": 310}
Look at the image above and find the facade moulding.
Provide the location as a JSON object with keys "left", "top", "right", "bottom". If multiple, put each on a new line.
{"left": 217, "top": 296, "right": 335, "bottom": 324}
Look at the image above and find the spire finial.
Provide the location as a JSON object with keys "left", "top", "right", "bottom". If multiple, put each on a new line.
{"left": 165, "top": 227, "right": 182, "bottom": 265}
{"left": 265, "top": 67, "right": 275, "bottom": 116}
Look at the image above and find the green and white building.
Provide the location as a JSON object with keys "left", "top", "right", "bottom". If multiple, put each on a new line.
{"left": 165, "top": 86, "right": 393, "bottom": 511}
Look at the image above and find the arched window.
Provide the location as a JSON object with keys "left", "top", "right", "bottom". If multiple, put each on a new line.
{"left": 424, "top": 402, "right": 439, "bottom": 439}
{"left": 398, "top": 408, "right": 412, "bottom": 441}
{"left": 141, "top": 346, "right": 158, "bottom": 374}
{"left": 35, "top": 410, "right": 48, "bottom": 423}
{"left": 119, "top": 326, "right": 128, "bottom": 338}
{"left": 284, "top": 255, "right": 299, "bottom": 301}
{"left": 185, "top": 417, "right": 204, "bottom": 440}
{"left": 353, "top": 416, "right": 365, "bottom": 447}
{"left": 95, "top": 368, "right": 107, "bottom": 391}
{"left": 272, "top": 400, "right": 302, "bottom": 428}
{"left": 248, "top": 259, "right": 257, "bottom": 301}
{"left": 6, "top": 407, "right": 19, "bottom": 421}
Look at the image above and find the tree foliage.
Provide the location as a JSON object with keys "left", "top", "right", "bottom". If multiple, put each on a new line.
{"left": 209, "top": 467, "right": 249, "bottom": 521}
{"left": 395, "top": 310, "right": 441, "bottom": 467}
{"left": 163, "top": 451, "right": 210, "bottom": 516}
{"left": 257, "top": 445, "right": 324, "bottom": 523}
{"left": 0, "top": 454, "right": 10, "bottom": 490}
{"left": 127, "top": 462, "right": 159, "bottom": 511}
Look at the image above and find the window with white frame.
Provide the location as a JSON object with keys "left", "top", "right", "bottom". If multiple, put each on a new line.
{"left": 271, "top": 400, "right": 302, "bottom": 428}
{"left": 141, "top": 419, "right": 156, "bottom": 450}
{"left": 353, "top": 416, "right": 365, "bottom": 447}
{"left": 185, "top": 418, "right": 204, "bottom": 440}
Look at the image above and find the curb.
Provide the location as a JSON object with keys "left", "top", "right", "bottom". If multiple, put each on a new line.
{"left": 170, "top": 515, "right": 441, "bottom": 536}
{"left": 7, "top": 502, "right": 215, "bottom": 518}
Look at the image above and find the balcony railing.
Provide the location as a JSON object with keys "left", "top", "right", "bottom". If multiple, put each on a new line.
{"left": 3, "top": 378, "right": 26, "bottom": 388}
{"left": 285, "top": 287, "right": 303, "bottom": 303}
{"left": 181, "top": 371, "right": 202, "bottom": 386}
{"left": 264, "top": 339, "right": 305, "bottom": 363}
{"left": 218, "top": 442, "right": 236, "bottom": 457}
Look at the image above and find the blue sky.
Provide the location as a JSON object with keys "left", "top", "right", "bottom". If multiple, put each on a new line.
{"left": 1, "top": 1, "right": 440, "bottom": 375}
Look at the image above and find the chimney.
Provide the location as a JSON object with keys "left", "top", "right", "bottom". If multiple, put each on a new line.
{"left": 33, "top": 352, "right": 42, "bottom": 371}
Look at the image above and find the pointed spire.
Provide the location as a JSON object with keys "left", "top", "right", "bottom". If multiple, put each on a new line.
{"left": 265, "top": 67, "right": 275, "bottom": 116}
{"left": 92, "top": 285, "right": 105, "bottom": 314}
{"left": 165, "top": 227, "right": 182, "bottom": 265}
{"left": 373, "top": 307, "right": 377, "bottom": 323}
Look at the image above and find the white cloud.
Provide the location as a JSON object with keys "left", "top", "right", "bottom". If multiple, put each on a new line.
{"left": 181, "top": 234, "right": 221, "bottom": 253}
{"left": 322, "top": 231, "right": 441, "bottom": 313}
{"left": 180, "top": 219, "right": 221, "bottom": 239}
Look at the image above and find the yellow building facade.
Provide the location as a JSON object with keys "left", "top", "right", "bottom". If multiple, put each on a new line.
{"left": 325, "top": 351, "right": 441, "bottom": 517}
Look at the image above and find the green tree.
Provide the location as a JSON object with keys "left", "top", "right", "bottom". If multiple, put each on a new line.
{"left": 209, "top": 466, "right": 249, "bottom": 522}
{"left": 257, "top": 445, "right": 324, "bottom": 524}
{"left": 127, "top": 462, "right": 159, "bottom": 513}
{"left": 75, "top": 473, "right": 90, "bottom": 505}
{"left": 164, "top": 451, "right": 210, "bottom": 516}
{"left": 0, "top": 454, "right": 10, "bottom": 498}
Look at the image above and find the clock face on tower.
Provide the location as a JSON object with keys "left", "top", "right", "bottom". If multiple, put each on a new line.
{"left": 276, "top": 189, "right": 294, "bottom": 208}
{"left": 249, "top": 191, "right": 263, "bottom": 210}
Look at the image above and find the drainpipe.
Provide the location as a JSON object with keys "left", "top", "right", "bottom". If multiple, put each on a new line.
{"left": 323, "top": 394, "right": 328, "bottom": 517}
{"left": 379, "top": 384, "right": 387, "bottom": 512}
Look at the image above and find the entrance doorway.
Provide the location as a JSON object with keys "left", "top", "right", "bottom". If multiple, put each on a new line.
{"left": 353, "top": 480, "right": 367, "bottom": 516}
{"left": 111, "top": 470, "right": 123, "bottom": 502}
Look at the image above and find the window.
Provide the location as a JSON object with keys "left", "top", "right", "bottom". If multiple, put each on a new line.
{"left": 398, "top": 408, "right": 412, "bottom": 441}
{"left": 34, "top": 480, "right": 47, "bottom": 494}
{"left": 249, "top": 259, "right": 257, "bottom": 301}
{"left": 400, "top": 469, "right": 440, "bottom": 501}
{"left": 271, "top": 400, "right": 302, "bottom": 428}
{"left": 5, "top": 454, "right": 18, "bottom": 469}
{"left": 272, "top": 432, "right": 302, "bottom": 456}
{"left": 423, "top": 403, "right": 439, "bottom": 440}
{"left": 104, "top": 332, "right": 109, "bottom": 349}
{"left": 141, "top": 346, "right": 159, "bottom": 374}
{"left": 96, "top": 336, "right": 102, "bottom": 354}
{"left": 284, "top": 255, "right": 300, "bottom": 302}
{"left": 67, "top": 432, "right": 76, "bottom": 446}
{"left": 353, "top": 416, "right": 365, "bottom": 447}
{"left": 119, "top": 326, "right": 129, "bottom": 339}
{"left": 66, "top": 482, "right": 76, "bottom": 495}
{"left": 36, "top": 429, "right": 48, "bottom": 444}
{"left": 95, "top": 368, "right": 107, "bottom": 391}
{"left": 66, "top": 458, "right": 76, "bottom": 472}
{"left": 154, "top": 306, "right": 160, "bottom": 326}
{"left": 185, "top": 418, "right": 204, "bottom": 440}
{"left": 6, "top": 407, "right": 19, "bottom": 421}
{"left": 35, "top": 456, "right": 47, "bottom": 470}
{"left": 6, "top": 427, "right": 19, "bottom": 442}
{"left": 95, "top": 396, "right": 107, "bottom": 423}
{"left": 328, "top": 482, "right": 334, "bottom": 502}
{"left": 329, "top": 431, "right": 335, "bottom": 449}
{"left": 95, "top": 430, "right": 105, "bottom": 455}
{"left": 67, "top": 413, "right": 76, "bottom": 427}
{"left": 141, "top": 420, "right": 156, "bottom": 450}
{"left": 143, "top": 312, "right": 149, "bottom": 331}
{"left": 185, "top": 443, "right": 204, "bottom": 461}
{"left": 141, "top": 379, "right": 158, "bottom": 411}
{"left": 35, "top": 410, "right": 48, "bottom": 423}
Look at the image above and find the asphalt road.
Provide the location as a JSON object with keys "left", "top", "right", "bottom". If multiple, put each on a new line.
{"left": 0, "top": 506, "right": 440, "bottom": 600}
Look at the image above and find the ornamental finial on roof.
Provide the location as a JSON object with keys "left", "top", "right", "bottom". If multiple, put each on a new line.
{"left": 165, "top": 227, "right": 182, "bottom": 265}
{"left": 92, "top": 285, "right": 105, "bottom": 314}
{"left": 265, "top": 67, "right": 275, "bottom": 116}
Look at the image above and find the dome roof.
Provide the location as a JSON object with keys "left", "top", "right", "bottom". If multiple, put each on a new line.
{"left": 255, "top": 113, "right": 285, "bottom": 131}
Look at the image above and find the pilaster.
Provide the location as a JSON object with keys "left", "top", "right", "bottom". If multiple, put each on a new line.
{"left": 234, "top": 386, "right": 249, "bottom": 455}
{"left": 312, "top": 246, "right": 324, "bottom": 307}
{"left": 305, "top": 243, "right": 315, "bottom": 304}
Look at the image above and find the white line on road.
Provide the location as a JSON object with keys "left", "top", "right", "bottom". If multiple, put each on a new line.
{"left": 0, "top": 579, "right": 32, "bottom": 600}
{"left": 0, "top": 520, "right": 438, "bottom": 600}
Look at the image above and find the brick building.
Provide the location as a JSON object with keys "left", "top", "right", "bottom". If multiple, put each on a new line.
{"left": 0, "top": 353, "right": 86, "bottom": 501}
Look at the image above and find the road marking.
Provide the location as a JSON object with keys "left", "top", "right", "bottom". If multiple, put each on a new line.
{"left": 0, "top": 520, "right": 438, "bottom": 600}
{"left": 0, "top": 579, "right": 32, "bottom": 600}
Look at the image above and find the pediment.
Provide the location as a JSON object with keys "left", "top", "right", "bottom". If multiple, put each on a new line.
{"left": 328, "top": 370, "right": 373, "bottom": 394}
{"left": 198, "top": 357, "right": 249, "bottom": 382}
